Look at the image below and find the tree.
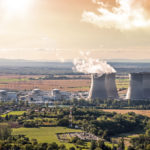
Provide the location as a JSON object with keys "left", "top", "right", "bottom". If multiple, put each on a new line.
{"left": 24, "top": 144, "right": 33, "bottom": 150}
{"left": 59, "top": 144, "right": 66, "bottom": 150}
{"left": 97, "top": 140, "right": 105, "bottom": 149}
{"left": 127, "top": 146, "right": 135, "bottom": 150}
{"left": 0, "top": 125, "right": 12, "bottom": 140}
{"left": 90, "top": 141, "right": 97, "bottom": 150}
{"left": 146, "top": 129, "right": 150, "bottom": 137}
{"left": 5, "top": 115, "right": 9, "bottom": 121}
{"left": 146, "top": 144, "right": 150, "bottom": 150}
{"left": 41, "top": 143, "right": 48, "bottom": 150}
{"left": 70, "top": 137, "right": 79, "bottom": 143}
{"left": 47, "top": 142, "right": 58, "bottom": 150}
{"left": 31, "top": 139, "right": 38, "bottom": 145}
{"left": 118, "top": 137, "right": 125, "bottom": 150}
{"left": 57, "top": 118, "right": 69, "bottom": 127}
{"left": 69, "top": 147, "right": 75, "bottom": 150}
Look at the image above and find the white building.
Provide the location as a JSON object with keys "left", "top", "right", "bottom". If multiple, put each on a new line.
{"left": 0, "top": 90, "right": 7, "bottom": 101}
{"left": 0, "top": 90, "right": 17, "bottom": 101}
{"left": 7, "top": 92, "right": 17, "bottom": 101}
{"left": 29, "top": 89, "right": 51, "bottom": 102}
{"left": 51, "top": 89, "right": 62, "bottom": 100}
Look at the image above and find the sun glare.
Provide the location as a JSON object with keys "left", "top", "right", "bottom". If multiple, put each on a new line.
{"left": 1, "top": 0, "right": 33, "bottom": 18}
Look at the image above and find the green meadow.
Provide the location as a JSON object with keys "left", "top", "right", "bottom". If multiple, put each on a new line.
{"left": 1, "top": 111, "right": 26, "bottom": 117}
{"left": 13, "top": 127, "right": 83, "bottom": 149}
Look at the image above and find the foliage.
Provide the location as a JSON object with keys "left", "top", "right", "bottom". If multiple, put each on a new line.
{"left": 0, "top": 124, "right": 12, "bottom": 140}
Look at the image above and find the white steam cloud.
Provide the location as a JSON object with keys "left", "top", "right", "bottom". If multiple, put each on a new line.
{"left": 82, "top": 0, "right": 150, "bottom": 30}
{"left": 74, "top": 52, "right": 116, "bottom": 75}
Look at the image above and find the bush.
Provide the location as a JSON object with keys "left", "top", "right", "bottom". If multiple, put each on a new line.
{"left": 0, "top": 125, "right": 12, "bottom": 140}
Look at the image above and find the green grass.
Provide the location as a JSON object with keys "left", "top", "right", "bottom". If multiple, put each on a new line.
{"left": 12, "top": 127, "right": 82, "bottom": 149}
{"left": 1, "top": 111, "right": 26, "bottom": 117}
{"left": 0, "top": 78, "right": 29, "bottom": 83}
{"left": 105, "top": 142, "right": 118, "bottom": 148}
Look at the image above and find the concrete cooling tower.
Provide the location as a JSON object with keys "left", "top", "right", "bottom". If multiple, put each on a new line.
{"left": 126, "top": 72, "right": 150, "bottom": 100}
{"left": 88, "top": 73, "right": 118, "bottom": 100}
{"left": 143, "top": 73, "right": 150, "bottom": 99}
{"left": 89, "top": 74, "right": 107, "bottom": 100}
{"left": 106, "top": 73, "right": 119, "bottom": 99}
{"left": 126, "top": 73, "right": 143, "bottom": 100}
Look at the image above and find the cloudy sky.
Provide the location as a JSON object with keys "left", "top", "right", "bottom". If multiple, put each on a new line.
{"left": 0, "top": 0, "right": 150, "bottom": 61}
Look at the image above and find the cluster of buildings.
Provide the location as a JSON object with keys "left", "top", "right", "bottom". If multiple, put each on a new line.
{"left": 0, "top": 88, "right": 88, "bottom": 103}
{"left": 57, "top": 132, "right": 99, "bottom": 142}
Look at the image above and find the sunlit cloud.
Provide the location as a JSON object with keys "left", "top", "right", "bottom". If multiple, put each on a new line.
{"left": 82, "top": 0, "right": 150, "bottom": 30}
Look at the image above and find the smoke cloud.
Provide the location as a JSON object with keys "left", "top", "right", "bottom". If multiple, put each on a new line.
{"left": 82, "top": 0, "right": 150, "bottom": 30}
{"left": 74, "top": 52, "right": 116, "bottom": 75}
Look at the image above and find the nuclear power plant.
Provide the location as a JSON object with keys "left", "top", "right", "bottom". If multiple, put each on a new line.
{"left": 126, "top": 72, "right": 150, "bottom": 100}
{"left": 88, "top": 73, "right": 118, "bottom": 100}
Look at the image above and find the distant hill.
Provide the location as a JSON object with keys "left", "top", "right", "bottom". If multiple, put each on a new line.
{"left": 0, "top": 58, "right": 150, "bottom": 74}
{"left": 107, "top": 59, "right": 150, "bottom": 63}
{"left": 0, "top": 59, "right": 73, "bottom": 67}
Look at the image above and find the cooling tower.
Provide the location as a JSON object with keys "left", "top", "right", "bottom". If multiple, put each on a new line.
{"left": 89, "top": 74, "right": 107, "bottom": 100}
{"left": 142, "top": 73, "right": 150, "bottom": 99}
{"left": 88, "top": 73, "right": 118, "bottom": 100}
{"left": 126, "top": 73, "right": 143, "bottom": 100}
{"left": 106, "top": 73, "right": 119, "bottom": 99}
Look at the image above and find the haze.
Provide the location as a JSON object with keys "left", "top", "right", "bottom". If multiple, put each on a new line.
{"left": 0, "top": 0, "right": 150, "bottom": 61}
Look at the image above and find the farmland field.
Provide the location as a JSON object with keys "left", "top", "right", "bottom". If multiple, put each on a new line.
{"left": 0, "top": 75, "right": 129, "bottom": 92}
{"left": 12, "top": 127, "right": 82, "bottom": 148}
{"left": 0, "top": 75, "right": 90, "bottom": 92}
{"left": 102, "top": 109, "right": 150, "bottom": 117}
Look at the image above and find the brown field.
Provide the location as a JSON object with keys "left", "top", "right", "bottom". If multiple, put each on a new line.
{"left": 102, "top": 109, "right": 150, "bottom": 117}
{"left": 0, "top": 75, "right": 90, "bottom": 92}
{"left": 0, "top": 74, "right": 129, "bottom": 92}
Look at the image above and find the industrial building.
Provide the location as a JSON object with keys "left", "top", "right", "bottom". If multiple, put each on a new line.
{"left": 7, "top": 92, "right": 17, "bottom": 101}
{"left": 88, "top": 73, "right": 118, "bottom": 100}
{"left": 25, "top": 88, "right": 71, "bottom": 103}
{"left": 0, "top": 90, "right": 7, "bottom": 101}
{"left": 0, "top": 90, "right": 17, "bottom": 101}
{"left": 28, "top": 89, "right": 51, "bottom": 102}
{"left": 126, "top": 72, "right": 150, "bottom": 100}
{"left": 51, "top": 89, "right": 62, "bottom": 100}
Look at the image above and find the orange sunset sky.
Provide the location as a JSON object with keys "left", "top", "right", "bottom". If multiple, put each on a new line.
{"left": 0, "top": 0, "right": 150, "bottom": 61}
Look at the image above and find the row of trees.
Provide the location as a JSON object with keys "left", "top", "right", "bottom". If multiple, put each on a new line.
{"left": 60, "top": 98, "right": 150, "bottom": 109}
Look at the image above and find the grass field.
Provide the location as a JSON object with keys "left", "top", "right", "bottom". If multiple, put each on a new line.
{"left": 102, "top": 109, "right": 150, "bottom": 117}
{"left": 12, "top": 127, "right": 83, "bottom": 149}
{"left": 1, "top": 111, "right": 26, "bottom": 117}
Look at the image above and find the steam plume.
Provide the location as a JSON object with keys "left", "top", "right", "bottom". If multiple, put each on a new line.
{"left": 74, "top": 55, "right": 116, "bottom": 76}
{"left": 82, "top": 0, "right": 150, "bottom": 30}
